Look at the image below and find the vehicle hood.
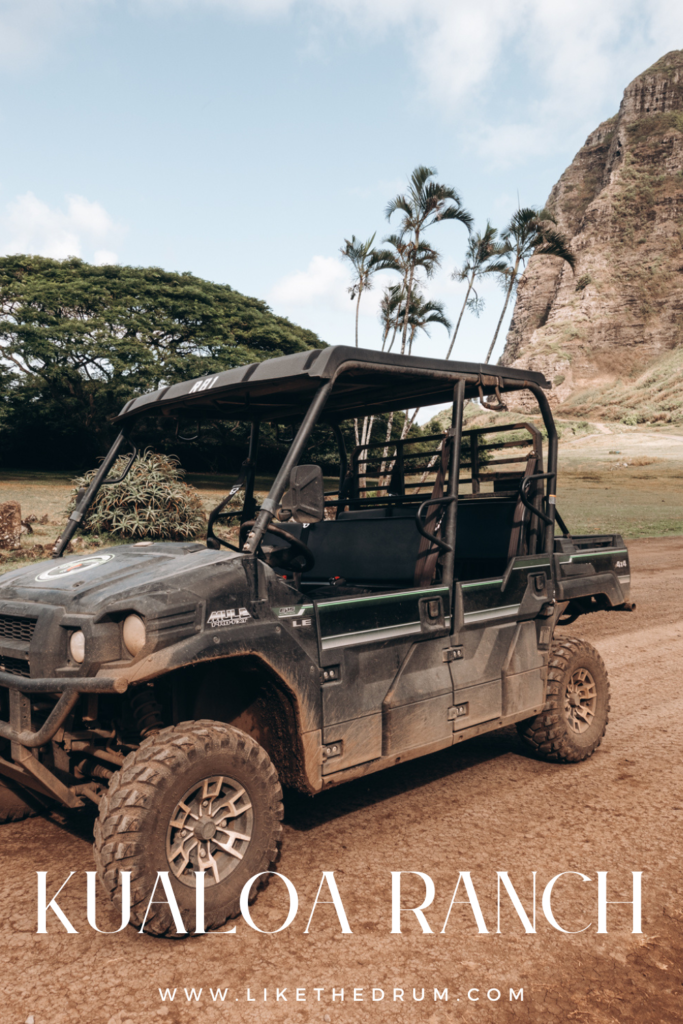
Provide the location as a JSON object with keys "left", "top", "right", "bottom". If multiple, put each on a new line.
{"left": 0, "top": 542, "right": 245, "bottom": 609}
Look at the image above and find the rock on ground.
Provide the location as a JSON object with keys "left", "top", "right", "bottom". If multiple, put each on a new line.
{"left": 0, "top": 501, "right": 22, "bottom": 549}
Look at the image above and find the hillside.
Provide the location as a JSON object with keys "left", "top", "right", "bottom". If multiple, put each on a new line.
{"left": 501, "top": 50, "right": 683, "bottom": 426}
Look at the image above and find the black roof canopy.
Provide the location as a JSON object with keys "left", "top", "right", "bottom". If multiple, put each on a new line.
{"left": 114, "top": 346, "right": 550, "bottom": 424}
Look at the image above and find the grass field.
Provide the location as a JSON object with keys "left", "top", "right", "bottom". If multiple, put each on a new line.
{"left": 0, "top": 426, "right": 680, "bottom": 573}
{"left": 554, "top": 427, "right": 683, "bottom": 537}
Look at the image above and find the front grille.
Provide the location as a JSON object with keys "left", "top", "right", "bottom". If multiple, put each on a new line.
{"left": 0, "top": 655, "right": 30, "bottom": 678}
{"left": 0, "top": 614, "right": 37, "bottom": 643}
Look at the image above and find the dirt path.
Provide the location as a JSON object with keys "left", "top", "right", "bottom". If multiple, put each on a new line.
{"left": 0, "top": 539, "right": 682, "bottom": 1024}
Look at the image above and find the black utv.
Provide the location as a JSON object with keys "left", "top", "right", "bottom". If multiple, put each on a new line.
{"left": 0, "top": 347, "right": 633, "bottom": 934}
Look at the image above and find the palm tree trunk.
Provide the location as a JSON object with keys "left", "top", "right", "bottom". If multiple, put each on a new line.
{"left": 485, "top": 260, "right": 519, "bottom": 364}
{"left": 354, "top": 284, "right": 363, "bottom": 347}
{"left": 400, "top": 229, "right": 420, "bottom": 355}
{"left": 400, "top": 277, "right": 412, "bottom": 355}
{"left": 417, "top": 444, "right": 442, "bottom": 487}
{"left": 380, "top": 407, "right": 420, "bottom": 490}
{"left": 408, "top": 324, "right": 417, "bottom": 356}
{"left": 386, "top": 321, "right": 400, "bottom": 354}
{"left": 358, "top": 414, "right": 375, "bottom": 496}
{"left": 401, "top": 408, "right": 419, "bottom": 439}
{"left": 445, "top": 274, "right": 474, "bottom": 359}
{"left": 378, "top": 411, "right": 395, "bottom": 491}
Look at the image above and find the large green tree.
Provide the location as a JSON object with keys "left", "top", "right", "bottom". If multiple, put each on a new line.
{"left": 0, "top": 255, "right": 324, "bottom": 468}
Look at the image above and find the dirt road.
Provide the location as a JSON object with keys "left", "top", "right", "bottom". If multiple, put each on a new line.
{"left": 1, "top": 538, "right": 682, "bottom": 1024}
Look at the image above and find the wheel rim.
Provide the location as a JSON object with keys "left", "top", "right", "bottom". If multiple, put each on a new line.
{"left": 166, "top": 775, "right": 254, "bottom": 888}
{"left": 564, "top": 667, "right": 597, "bottom": 734}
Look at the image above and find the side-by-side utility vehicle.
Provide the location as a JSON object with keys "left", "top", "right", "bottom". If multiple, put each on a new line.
{"left": 0, "top": 347, "right": 633, "bottom": 934}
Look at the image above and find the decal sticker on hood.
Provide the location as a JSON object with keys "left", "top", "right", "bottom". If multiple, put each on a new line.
{"left": 207, "top": 607, "right": 251, "bottom": 627}
{"left": 35, "top": 552, "right": 115, "bottom": 582}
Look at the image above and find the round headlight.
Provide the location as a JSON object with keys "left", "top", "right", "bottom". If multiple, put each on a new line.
{"left": 123, "top": 614, "right": 146, "bottom": 657}
{"left": 69, "top": 630, "right": 85, "bottom": 664}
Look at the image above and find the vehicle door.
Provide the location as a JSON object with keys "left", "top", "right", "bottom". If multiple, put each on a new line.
{"left": 447, "top": 424, "right": 550, "bottom": 739}
{"left": 316, "top": 581, "right": 455, "bottom": 775}
{"left": 312, "top": 428, "right": 460, "bottom": 777}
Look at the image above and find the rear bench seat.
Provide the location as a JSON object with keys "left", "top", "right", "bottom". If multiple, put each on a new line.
{"left": 274, "top": 499, "right": 517, "bottom": 588}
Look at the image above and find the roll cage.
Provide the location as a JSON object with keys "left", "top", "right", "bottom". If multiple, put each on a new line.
{"left": 53, "top": 346, "right": 560, "bottom": 574}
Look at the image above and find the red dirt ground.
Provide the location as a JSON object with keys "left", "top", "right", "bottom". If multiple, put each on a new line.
{"left": 0, "top": 537, "right": 681, "bottom": 1024}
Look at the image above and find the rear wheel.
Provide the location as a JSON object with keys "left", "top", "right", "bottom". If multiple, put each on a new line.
{"left": 93, "top": 720, "right": 283, "bottom": 936}
{"left": 516, "top": 637, "right": 610, "bottom": 763}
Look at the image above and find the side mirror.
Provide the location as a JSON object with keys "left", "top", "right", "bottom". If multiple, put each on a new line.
{"left": 279, "top": 465, "right": 324, "bottom": 524}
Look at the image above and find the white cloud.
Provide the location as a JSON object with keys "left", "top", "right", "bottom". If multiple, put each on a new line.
{"left": 7, "top": 2, "right": 682, "bottom": 153}
{"left": 1, "top": 192, "right": 122, "bottom": 263}
{"left": 0, "top": 0, "right": 96, "bottom": 70}
{"left": 94, "top": 249, "right": 119, "bottom": 265}
{"left": 270, "top": 254, "right": 350, "bottom": 310}
{"left": 140, "top": 0, "right": 294, "bottom": 15}
{"left": 151, "top": 0, "right": 683, "bottom": 161}
{"left": 307, "top": 0, "right": 683, "bottom": 160}
{"left": 310, "top": 1, "right": 683, "bottom": 103}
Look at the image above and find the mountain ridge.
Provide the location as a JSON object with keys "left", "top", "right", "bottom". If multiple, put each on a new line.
{"left": 501, "top": 50, "right": 683, "bottom": 426}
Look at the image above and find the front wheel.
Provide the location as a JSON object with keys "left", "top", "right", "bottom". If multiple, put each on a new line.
{"left": 93, "top": 720, "right": 283, "bottom": 936}
{"left": 516, "top": 637, "right": 610, "bottom": 763}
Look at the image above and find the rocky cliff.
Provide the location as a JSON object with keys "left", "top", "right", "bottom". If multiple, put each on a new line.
{"left": 502, "top": 50, "right": 683, "bottom": 425}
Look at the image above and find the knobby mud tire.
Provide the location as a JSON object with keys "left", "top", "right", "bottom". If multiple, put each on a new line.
{"left": 0, "top": 777, "right": 40, "bottom": 823}
{"left": 93, "top": 720, "right": 283, "bottom": 937}
{"left": 516, "top": 636, "right": 610, "bottom": 763}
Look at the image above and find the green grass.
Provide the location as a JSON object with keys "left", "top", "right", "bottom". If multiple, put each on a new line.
{"left": 556, "top": 464, "right": 683, "bottom": 538}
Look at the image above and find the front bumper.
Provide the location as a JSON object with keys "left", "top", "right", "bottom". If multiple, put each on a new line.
{"left": 0, "top": 669, "right": 123, "bottom": 748}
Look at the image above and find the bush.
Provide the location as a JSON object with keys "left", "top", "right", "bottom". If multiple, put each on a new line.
{"left": 68, "top": 450, "right": 206, "bottom": 541}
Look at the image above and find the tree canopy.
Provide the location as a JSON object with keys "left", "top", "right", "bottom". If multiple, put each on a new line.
{"left": 0, "top": 255, "right": 324, "bottom": 468}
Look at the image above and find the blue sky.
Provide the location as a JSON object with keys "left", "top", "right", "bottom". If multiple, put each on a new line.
{"left": 0, "top": 0, "right": 680, "bottom": 369}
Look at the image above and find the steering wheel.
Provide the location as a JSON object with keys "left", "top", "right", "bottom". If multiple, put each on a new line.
{"left": 239, "top": 520, "right": 315, "bottom": 575}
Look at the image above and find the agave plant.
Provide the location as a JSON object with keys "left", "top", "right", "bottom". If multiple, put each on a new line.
{"left": 66, "top": 449, "right": 206, "bottom": 541}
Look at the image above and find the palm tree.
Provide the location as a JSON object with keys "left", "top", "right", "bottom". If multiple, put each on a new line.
{"left": 379, "top": 284, "right": 403, "bottom": 351}
{"left": 377, "top": 292, "right": 452, "bottom": 489}
{"left": 386, "top": 166, "right": 472, "bottom": 356}
{"left": 380, "top": 232, "right": 441, "bottom": 354}
{"left": 340, "top": 233, "right": 394, "bottom": 347}
{"left": 340, "top": 234, "right": 398, "bottom": 450}
{"left": 402, "top": 292, "right": 452, "bottom": 356}
{"left": 485, "top": 207, "right": 575, "bottom": 364}
{"left": 399, "top": 293, "right": 451, "bottom": 439}
{"left": 446, "top": 222, "right": 508, "bottom": 359}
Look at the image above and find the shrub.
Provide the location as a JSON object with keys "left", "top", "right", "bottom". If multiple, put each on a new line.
{"left": 575, "top": 273, "right": 592, "bottom": 291}
{"left": 67, "top": 450, "right": 206, "bottom": 541}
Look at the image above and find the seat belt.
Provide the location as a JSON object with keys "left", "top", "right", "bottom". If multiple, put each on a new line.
{"left": 506, "top": 453, "right": 537, "bottom": 561}
{"left": 414, "top": 437, "right": 451, "bottom": 588}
